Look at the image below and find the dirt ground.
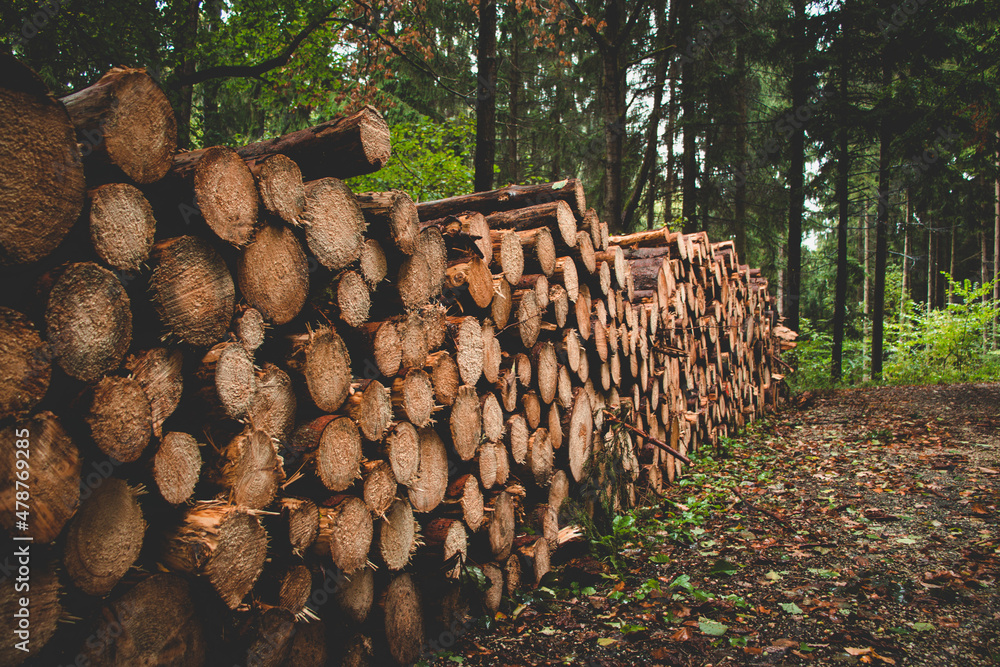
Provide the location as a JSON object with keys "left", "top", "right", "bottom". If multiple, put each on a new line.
{"left": 423, "top": 383, "right": 1000, "bottom": 666}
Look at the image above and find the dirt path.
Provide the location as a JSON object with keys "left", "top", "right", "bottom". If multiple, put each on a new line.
{"left": 423, "top": 384, "right": 1000, "bottom": 666}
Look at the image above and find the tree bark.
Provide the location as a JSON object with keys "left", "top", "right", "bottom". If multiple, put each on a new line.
{"left": 475, "top": 0, "right": 498, "bottom": 191}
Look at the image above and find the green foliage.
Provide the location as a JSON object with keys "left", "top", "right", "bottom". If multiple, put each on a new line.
{"left": 884, "top": 275, "right": 1000, "bottom": 384}
{"left": 348, "top": 114, "right": 475, "bottom": 202}
{"left": 786, "top": 318, "right": 869, "bottom": 391}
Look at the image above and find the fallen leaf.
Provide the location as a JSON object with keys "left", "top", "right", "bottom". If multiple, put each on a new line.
{"left": 597, "top": 637, "right": 616, "bottom": 647}
{"left": 698, "top": 617, "right": 728, "bottom": 636}
{"left": 670, "top": 626, "right": 694, "bottom": 641}
{"left": 846, "top": 647, "right": 872, "bottom": 656}
{"left": 779, "top": 602, "right": 804, "bottom": 614}
{"left": 772, "top": 638, "right": 799, "bottom": 648}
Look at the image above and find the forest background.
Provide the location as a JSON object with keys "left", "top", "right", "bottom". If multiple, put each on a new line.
{"left": 5, "top": 0, "right": 999, "bottom": 388}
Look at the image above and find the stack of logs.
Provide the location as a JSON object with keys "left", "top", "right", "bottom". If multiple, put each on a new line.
{"left": 0, "top": 56, "right": 794, "bottom": 667}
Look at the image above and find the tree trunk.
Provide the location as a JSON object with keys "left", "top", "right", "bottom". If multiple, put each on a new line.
{"left": 785, "top": 0, "right": 808, "bottom": 334}
{"left": 622, "top": 0, "right": 668, "bottom": 231}
{"left": 475, "top": 0, "right": 498, "bottom": 192}
{"left": 871, "top": 55, "right": 892, "bottom": 380}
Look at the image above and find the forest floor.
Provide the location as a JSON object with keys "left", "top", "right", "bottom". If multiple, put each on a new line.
{"left": 423, "top": 383, "right": 1000, "bottom": 667}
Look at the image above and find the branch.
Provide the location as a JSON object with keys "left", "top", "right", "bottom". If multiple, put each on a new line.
{"left": 563, "top": 0, "right": 608, "bottom": 52}
{"left": 172, "top": 9, "right": 346, "bottom": 88}
{"left": 603, "top": 409, "right": 692, "bottom": 465}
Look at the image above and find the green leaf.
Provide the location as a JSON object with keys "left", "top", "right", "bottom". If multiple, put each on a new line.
{"left": 651, "top": 554, "right": 671, "bottom": 563}
{"left": 911, "top": 622, "right": 935, "bottom": 632}
{"left": 698, "top": 617, "right": 729, "bottom": 636}
{"left": 540, "top": 627, "right": 556, "bottom": 636}
{"left": 710, "top": 560, "right": 739, "bottom": 576}
{"left": 669, "top": 574, "right": 693, "bottom": 592}
{"left": 779, "top": 602, "right": 803, "bottom": 614}
{"left": 597, "top": 637, "right": 616, "bottom": 646}
{"left": 764, "top": 571, "right": 782, "bottom": 581}
{"left": 897, "top": 537, "right": 918, "bottom": 544}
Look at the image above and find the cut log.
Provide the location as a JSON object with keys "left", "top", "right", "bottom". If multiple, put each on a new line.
{"left": 450, "top": 316, "right": 484, "bottom": 385}
{"left": 0, "top": 56, "right": 85, "bottom": 266}
{"left": 153, "top": 431, "right": 202, "bottom": 505}
{"left": 415, "top": 225, "right": 448, "bottom": 298}
{"left": 446, "top": 473, "right": 485, "bottom": 531}
{"left": 482, "top": 321, "right": 502, "bottom": 384}
{"left": 302, "top": 177, "right": 366, "bottom": 270}
{"left": 445, "top": 255, "right": 494, "bottom": 309}
{"left": 477, "top": 440, "right": 499, "bottom": 490}
{"left": 526, "top": 427, "right": 554, "bottom": 486}
{"left": 60, "top": 66, "right": 177, "bottom": 183}
{"left": 416, "top": 178, "right": 586, "bottom": 220}
{"left": 533, "top": 341, "right": 558, "bottom": 405}
{"left": 397, "top": 311, "right": 429, "bottom": 372}
{"left": 161, "top": 503, "right": 268, "bottom": 609}
{"left": 488, "top": 490, "right": 515, "bottom": 560}
{"left": 291, "top": 326, "right": 352, "bottom": 412}
{"left": 573, "top": 230, "right": 597, "bottom": 274}
{"left": 491, "top": 229, "right": 525, "bottom": 284}
{"left": 515, "top": 226, "right": 556, "bottom": 276}
{"left": 44, "top": 262, "right": 132, "bottom": 382}
{"left": 280, "top": 497, "right": 320, "bottom": 555}
{"left": 254, "top": 153, "right": 305, "bottom": 225}
{"left": 0, "top": 307, "right": 51, "bottom": 419}
{"left": 552, "top": 256, "right": 580, "bottom": 302}
{"left": 124, "top": 347, "right": 183, "bottom": 438}
{"left": 78, "top": 574, "right": 205, "bottom": 667}
{"left": 170, "top": 145, "right": 259, "bottom": 246}
{"left": 408, "top": 428, "right": 449, "bottom": 513}
{"left": 379, "top": 497, "right": 418, "bottom": 570}
{"left": 362, "top": 459, "right": 398, "bottom": 517}
{"left": 385, "top": 421, "right": 420, "bottom": 488}
{"left": 548, "top": 402, "right": 564, "bottom": 451}
{"left": 246, "top": 363, "right": 297, "bottom": 445}
{"left": 333, "top": 269, "right": 371, "bottom": 328}
{"left": 356, "top": 190, "right": 420, "bottom": 255}
{"left": 337, "top": 566, "right": 375, "bottom": 623}
{"left": 580, "top": 208, "right": 601, "bottom": 249}
{"left": 296, "top": 415, "right": 362, "bottom": 492}
{"left": 515, "top": 289, "right": 541, "bottom": 348}
{"left": 355, "top": 320, "right": 401, "bottom": 378}
{"left": 426, "top": 350, "right": 460, "bottom": 407}
{"left": 481, "top": 391, "right": 504, "bottom": 442}
{"left": 88, "top": 183, "right": 157, "bottom": 271}
{"left": 482, "top": 562, "right": 504, "bottom": 613}
{"left": 349, "top": 379, "right": 392, "bottom": 441}
{"left": 486, "top": 200, "right": 577, "bottom": 248}
{"left": 237, "top": 220, "right": 309, "bottom": 325}
{"left": 83, "top": 375, "right": 152, "bottom": 463}
{"left": 523, "top": 390, "right": 542, "bottom": 429}
{"left": 422, "top": 517, "right": 467, "bottom": 578}
{"left": 235, "top": 306, "right": 266, "bottom": 351}
{"left": 316, "top": 495, "right": 373, "bottom": 574}
{"left": 236, "top": 105, "right": 390, "bottom": 180}
{"left": 506, "top": 413, "right": 529, "bottom": 465}
{"left": 491, "top": 277, "right": 513, "bottom": 328}
{"left": 392, "top": 369, "right": 435, "bottom": 428}
{"left": 0, "top": 412, "right": 80, "bottom": 543}
{"left": 523, "top": 536, "right": 550, "bottom": 585}
{"left": 550, "top": 283, "right": 569, "bottom": 328}
{"left": 278, "top": 564, "right": 313, "bottom": 614}
{"left": 422, "top": 303, "right": 448, "bottom": 349}
{"left": 395, "top": 253, "right": 433, "bottom": 310}
{"left": 218, "top": 426, "right": 284, "bottom": 509}
{"left": 566, "top": 389, "right": 594, "bottom": 482}
{"left": 450, "top": 385, "right": 483, "bottom": 461}
{"left": 424, "top": 211, "right": 493, "bottom": 263}
{"left": 149, "top": 236, "right": 234, "bottom": 347}
{"left": 360, "top": 238, "right": 388, "bottom": 287}
{"left": 383, "top": 573, "right": 425, "bottom": 666}
{"left": 199, "top": 341, "right": 257, "bottom": 419}
{"left": 64, "top": 478, "right": 145, "bottom": 596}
